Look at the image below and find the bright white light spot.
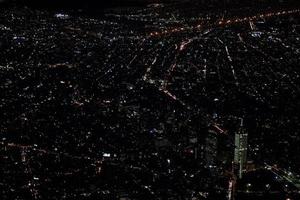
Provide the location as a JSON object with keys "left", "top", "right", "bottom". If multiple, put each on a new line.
{"left": 103, "top": 153, "right": 111, "bottom": 158}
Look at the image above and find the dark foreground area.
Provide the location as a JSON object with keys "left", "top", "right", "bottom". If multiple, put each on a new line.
{"left": 1, "top": 2, "right": 300, "bottom": 200}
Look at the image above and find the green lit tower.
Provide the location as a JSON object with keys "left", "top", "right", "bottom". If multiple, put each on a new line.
{"left": 234, "top": 118, "right": 248, "bottom": 179}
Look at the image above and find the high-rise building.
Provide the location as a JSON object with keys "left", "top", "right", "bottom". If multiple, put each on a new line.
{"left": 205, "top": 128, "right": 218, "bottom": 172}
{"left": 234, "top": 118, "right": 248, "bottom": 178}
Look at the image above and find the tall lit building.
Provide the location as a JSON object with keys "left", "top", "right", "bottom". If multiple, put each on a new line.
{"left": 205, "top": 128, "right": 218, "bottom": 168}
{"left": 234, "top": 118, "right": 248, "bottom": 178}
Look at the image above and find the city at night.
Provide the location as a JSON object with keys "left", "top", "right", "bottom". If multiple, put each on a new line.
{"left": 1, "top": 0, "right": 300, "bottom": 199}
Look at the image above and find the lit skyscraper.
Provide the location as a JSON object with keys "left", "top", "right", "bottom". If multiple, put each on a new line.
{"left": 234, "top": 118, "right": 248, "bottom": 178}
